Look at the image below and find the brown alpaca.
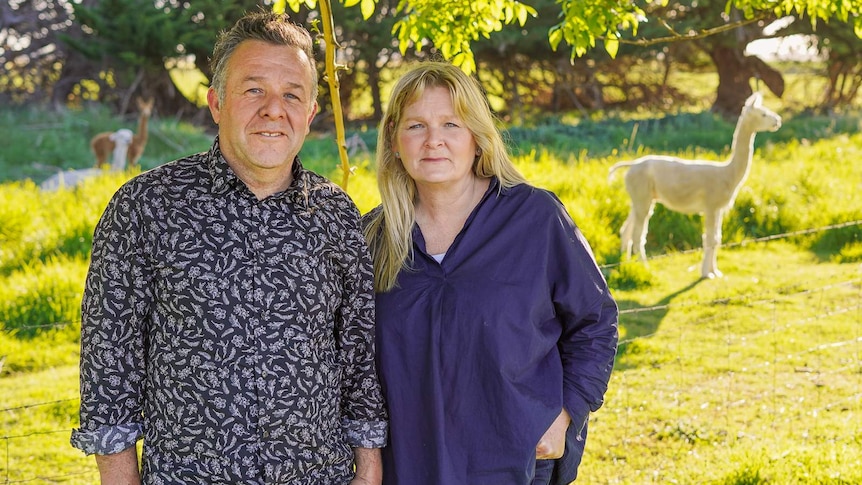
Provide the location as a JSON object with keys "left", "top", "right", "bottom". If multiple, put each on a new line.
{"left": 91, "top": 97, "right": 154, "bottom": 168}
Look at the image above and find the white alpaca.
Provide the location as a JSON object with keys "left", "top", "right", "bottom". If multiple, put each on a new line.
{"left": 41, "top": 129, "right": 134, "bottom": 191}
{"left": 608, "top": 92, "right": 782, "bottom": 278}
{"left": 107, "top": 129, "right": 134, "bottom": 170}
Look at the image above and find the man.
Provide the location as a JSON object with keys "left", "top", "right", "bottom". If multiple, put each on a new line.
{"left": 70, "top": 11, "right": 387, "bottom": 485}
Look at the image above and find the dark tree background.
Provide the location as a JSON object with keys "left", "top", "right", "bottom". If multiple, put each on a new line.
{"left": 1, "top": 0, "right": 859, "bottom": 122}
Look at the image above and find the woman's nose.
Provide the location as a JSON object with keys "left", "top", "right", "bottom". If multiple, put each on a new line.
{"left": 424, "top": 127, "right": 444, "bottom": 147}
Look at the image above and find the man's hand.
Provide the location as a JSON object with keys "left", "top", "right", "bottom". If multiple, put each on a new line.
{"left": 536, "top": 408, "right": 571, "bottom": 460}
{"left": 351, "top": 447, "right": 383, "bottom": 485}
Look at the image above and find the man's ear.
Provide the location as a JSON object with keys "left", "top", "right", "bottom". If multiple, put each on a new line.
{"left": 207, "top": 88, "right": 221, "bottom": 124}
{"left": 305, "top": 101, "right": 318, "bottom": 133}
{"left": 309, "top": 101, "right": 319, "bottom": 124}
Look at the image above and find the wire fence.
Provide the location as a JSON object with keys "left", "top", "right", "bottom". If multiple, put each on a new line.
{"left": 613, "top": 293, "right": 857, "bottom": 482}
{"left": 597, "top": 218, "right": 862, "bottom": 270}
{"left": 2, "top": 221, "right": 860, "bottom": 483}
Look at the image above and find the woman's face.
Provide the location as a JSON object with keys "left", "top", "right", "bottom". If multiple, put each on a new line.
{"left": 393, "top": 86, "right": 478, "bottom": 188}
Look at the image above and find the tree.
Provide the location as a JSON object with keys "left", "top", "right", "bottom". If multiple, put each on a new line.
{"left": 280, "top": 0, "right": 861, "bottom": 184}
{"left": 395, "top": 0, "right": 861, "bottom": 116}
{"left": 619, "top": 0, "right": 786, "bottom": 117}
{"left": 773, "top": 16, "right": 862, "bottom": 112}
{"left": 63, "top": 0, "right": 261, "bottom": 119}
{"left": 328, "top": 0, "right": 401, "bottom": 121}
{"left": 0, "top": 0, "right": 102, "bottom": 106}
{"left": 816, "top": 22, "right": 862, "bottom": 112}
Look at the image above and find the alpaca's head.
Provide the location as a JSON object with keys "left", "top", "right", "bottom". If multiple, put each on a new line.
{"left": 109, "top": 128, "right": 134, "bottom": 146}
{"left": 108, "top": 129, "right": 135, "bottom": 170}
{"left": 137, "top": 97, "right": 154, "bottom": 117}
{"left": 741, "top": 93, "right": 782, "bottom": 133}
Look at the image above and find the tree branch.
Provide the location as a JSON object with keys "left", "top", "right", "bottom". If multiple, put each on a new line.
{"left": 603, "top": 14, "right": 770, "bottom": 47}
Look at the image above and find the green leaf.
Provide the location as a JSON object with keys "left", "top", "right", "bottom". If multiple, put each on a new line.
{"left": 360, "top": 0, "right": 377, "bottom": 20}
{"left": 516, "top": 5, "right": 529, "bottom": 25}
{"left": 605, "top": 36, "right": 619, "bottom": 58}
{"left": 452, "top": 52, "right": 476, "bottom": 75}
{"left": 549, "top": 26, "right": 563, "bottom": 51}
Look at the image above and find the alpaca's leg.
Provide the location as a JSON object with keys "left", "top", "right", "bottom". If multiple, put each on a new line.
{"left": 620, "top": 212, "right": 634, "bottom": 258}
{"left": 623, "top": 168, "right": 655, "bottom": 264}
{"left": 127, "top": 145, "right": 142, "bottom": 167}
{"left": 701, "top": 209, "right": 723, "bottom": 278}
{"left": 631, "top": 201, "right": 654, "bottom": 263}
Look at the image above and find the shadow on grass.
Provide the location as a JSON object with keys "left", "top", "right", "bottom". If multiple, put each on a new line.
{"left": 613, "top": 278, "right": 703, "bottom": 371}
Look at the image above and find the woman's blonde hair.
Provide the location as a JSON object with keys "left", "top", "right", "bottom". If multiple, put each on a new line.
{"left": 364, "top": 61, "right": 526, "bottom": 292}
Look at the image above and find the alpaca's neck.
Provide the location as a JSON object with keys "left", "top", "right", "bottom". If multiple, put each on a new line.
{"left": 110, "top": 143, "right": 130, "bottom": 170}
{"left": 136, "top": 113, "right": 150, "bottom": 141}
{"left": 728, "top": 120, "right": 757, "bottom": 184}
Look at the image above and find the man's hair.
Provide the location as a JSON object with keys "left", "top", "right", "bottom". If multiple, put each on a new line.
{"left": 209, "top": 11, "right": 318, "bottom": 103}
{"left": 364, "top": 61, "right": 526, "bottom": 292}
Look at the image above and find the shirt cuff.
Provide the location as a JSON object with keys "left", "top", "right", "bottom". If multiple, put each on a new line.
{"left": 563, "top": 393, "right": 592, "bottom": 437}
{"left": 70, "top": 422, "right": 143, "bottom": 455}
{"left": 342, "top": 418, "right": 388, "bottom": 448}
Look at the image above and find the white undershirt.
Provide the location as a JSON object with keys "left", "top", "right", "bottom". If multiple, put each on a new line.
{"left": 431, "top": 252, "right": 446, "bottom": 263}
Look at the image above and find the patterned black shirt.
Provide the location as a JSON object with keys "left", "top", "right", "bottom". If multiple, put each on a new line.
{"left": 71, "top": 139, "right": 388, "bottom": 484}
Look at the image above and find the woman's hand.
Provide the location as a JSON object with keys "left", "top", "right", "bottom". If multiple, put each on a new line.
{"left": 536, "top": 408, "right": 571, "bottom": 459}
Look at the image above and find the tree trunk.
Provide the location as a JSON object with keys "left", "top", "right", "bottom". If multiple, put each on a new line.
{"left": 709, "top": 45, "right": 784, "bottom": 118}
{"left": 709, "top": 46, "right": 753, "bottom": 118}
{"left": 140, "top": 67, "right": 210, "bottom": 124}
{"left": 367, "top": 63, "right": 383, "bottom": 122}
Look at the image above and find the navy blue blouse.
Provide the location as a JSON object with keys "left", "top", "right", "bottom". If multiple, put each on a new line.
{"left": 365, "top": 179, "right": 618, "bottom": 485}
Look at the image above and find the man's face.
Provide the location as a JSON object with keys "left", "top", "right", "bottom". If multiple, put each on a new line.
{"left": 207, "top": 40, "right": 318, "bottom": 182}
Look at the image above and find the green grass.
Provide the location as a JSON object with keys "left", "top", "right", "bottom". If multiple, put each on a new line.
{"left": 2, "top": 100, "right": 861, "bottom": 483}
{"left": 584, "top": 242, "right": 862, "bottom": 484}
{"left": 0, "top": 104, "right": 214, "bottom": 182}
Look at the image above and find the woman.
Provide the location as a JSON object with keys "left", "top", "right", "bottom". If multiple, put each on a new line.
{"left": 362, "top": 61, "right": 618, "bottom": 485}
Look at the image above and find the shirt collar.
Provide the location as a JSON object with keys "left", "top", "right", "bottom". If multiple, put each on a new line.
{"left": 206, "top": 137, "right": 240, "bottom": 196}
{"left": 206, "top": 136, "right": 310, "bottom": 205}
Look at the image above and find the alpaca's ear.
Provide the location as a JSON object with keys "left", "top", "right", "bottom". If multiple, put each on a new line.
{"left": 745, "top": 92, "right": 762, "bottom": 107}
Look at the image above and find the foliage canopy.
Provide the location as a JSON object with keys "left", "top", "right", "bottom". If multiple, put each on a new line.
{"left": 280, "top": 0, "right": 862, "bottom": 72}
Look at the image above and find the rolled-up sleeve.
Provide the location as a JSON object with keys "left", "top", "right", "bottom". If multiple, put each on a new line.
{"left": 71, "top": 183, "right": 151, "bottom": 455}
{"left": 548, "top": 198, "right": 619, "bottom": 433}
{"left": 335, "top": 203, "right": 388, "bottom": 448}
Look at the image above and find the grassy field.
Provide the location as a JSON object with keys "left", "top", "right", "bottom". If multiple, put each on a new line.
{"left": 1, "top": 84, "right": 861, "bottom": 483}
